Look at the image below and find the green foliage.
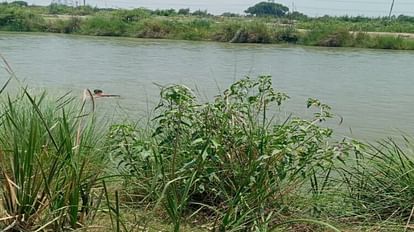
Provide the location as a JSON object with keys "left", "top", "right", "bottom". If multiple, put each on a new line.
{"left": 107, "top": 76, "right": 350, "bottom": 231}
{"left": 300, "top": 24, "right": 353, "bottom": 47}
{"left": 298, "top": 16, "right": 414, "bottom": 33}
{"left": 130, "top": 18, "right": 177, "bottom": 38}
{"left": 191, "top": 10, "right": 210, "bottom": 17}
{"left": 214, "top": 20, "right": 275, "bottom": 43}
{"left": 80, "top": 15, "right": 126, "bottom": 36}
{"left": 153, "top": 8, "right": 177, "bottom": 17}
{"left": 0, "top": 91, "right": 106, "bottom": 231}
{"left": 48, "top": 3, "right": 98, "bottom": 16}
{"left": 0, "top": 4, "right": 414, "bottom": 50}
{"left": 287, "top": 11, "right": 308, "bottom": 20}
{"left": 178, "top": 8, "right": 190, "bottom": 16}
{"left": 10, "top": 1, "right": 28, "bottom": 7}
{"left": 275, "top": 26, "right": 299, "bottom": 43}
{"left": 114, "top": 8, "right": 151, "bottom": 23}
{"left": 212, "top": 20, "right": 242, "bottom": 42}
{"left": 221, "top": 12, "right": 240, "bottom": 17}
{"left": 0, "top": 5, "right": 45, "bottom": 31}
{"left": 373, "top": 35, "right": 407, "bottom": 49}
{"left": 341, "top": 138, "right": 414, "bottom": 221}
{"left": 245, "top": 1, "right": 289, "bottom": 17}
{"left": 46, "top": 17, "right": 81, "bottom": 33}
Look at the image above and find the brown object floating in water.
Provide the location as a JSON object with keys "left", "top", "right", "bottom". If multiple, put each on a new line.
{"left": 93, "top": 89, "right": 120, "bottom": 98}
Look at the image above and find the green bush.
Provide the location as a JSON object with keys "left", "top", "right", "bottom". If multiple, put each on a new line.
{"left": 108, "top": 76, "right": 349, "bottom": 231}
{"left": 0, "top": 6, "right": 45, "bottom": 31}
{"left": 80, "top": 15, "right": 126, "bottom": 36}
{"left": 214, "top": 21, "right": 274, "bottom": 43}
{"left": 212, "top": 20, "right": 242, "bottom": 42}
{"left": 301, "top": 25, "right": 353, "bottom": 47}
{"left": 129, "top": 18, "right": 177, "bottom": 38}
{"left": 374, "top": 35, "right": 405, "bottom": 49}
{"left": 114, "top": 8, "right": 151, "bottom": 23}
{"left": 45, "top": 17, "right": 82, "bottom": 33}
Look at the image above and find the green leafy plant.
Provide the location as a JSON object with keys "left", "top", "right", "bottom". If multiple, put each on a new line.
{"left": 108, "top": 76, "right": 349, "bottom": 231}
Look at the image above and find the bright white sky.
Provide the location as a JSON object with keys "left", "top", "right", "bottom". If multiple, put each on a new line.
{"left": 19, "top": 0, "right": 414, "bottom": 16}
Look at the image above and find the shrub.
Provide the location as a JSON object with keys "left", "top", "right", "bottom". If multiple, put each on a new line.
{"left": 114, "top": 8, "right": 151, "bottom": 23}
{"left": 212, "top": 20, "right": 242, "bottom": 42}
{"left": 45, "top": 17, "right": 82, "bottom": 33}
{"left": 0, "top": 7, "right": 45, "bottom": 31}
{"left": 301, "top": 25, "right": 353, "bottom": 47}
{"left": 130, "top": 18, "right": 176, "bottom": 38}
{"left": 318, "top": 28, "right": 352, "bottom": 47}
{"left": 374, "top": 35, "right": 405, "bottom": 49}
{"left": 108, "top": 76, "right": 349, "bottom": 231}
{"left": 214, "top": 21, "right": 274, "bottom": 43}
{"left": 80, "top": 15, "right": 126, "bottom": 36}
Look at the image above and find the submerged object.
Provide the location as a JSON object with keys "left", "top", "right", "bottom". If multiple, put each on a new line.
{"left": 93, "top": 89, "right": 120, "bottom": 98}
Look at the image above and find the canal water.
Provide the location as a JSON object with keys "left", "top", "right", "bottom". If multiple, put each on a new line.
{"left": 1, "top": 32, "right": 414, "bottom": 140}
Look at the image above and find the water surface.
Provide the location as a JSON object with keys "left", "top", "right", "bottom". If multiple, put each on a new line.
{"left": 1, "top": 32, "right": 414, "bottom": 140}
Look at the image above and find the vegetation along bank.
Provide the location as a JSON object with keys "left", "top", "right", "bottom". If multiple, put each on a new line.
{"left": 2, "top": 1, "right": 414, "bottom": 50}
{"left": 0, "top": 59, "right": 413, "bottom": 230}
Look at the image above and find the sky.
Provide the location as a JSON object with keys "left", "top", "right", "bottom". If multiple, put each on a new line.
{"left": 18, "top": 0, "right": 414, "bottom": 17}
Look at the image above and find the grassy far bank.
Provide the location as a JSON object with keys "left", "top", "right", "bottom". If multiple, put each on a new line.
{"left": 1, "top": 52, "right": 414, "bottom": 231}
{"left": 2, "top": 2, "right": 414, "bottom": 50}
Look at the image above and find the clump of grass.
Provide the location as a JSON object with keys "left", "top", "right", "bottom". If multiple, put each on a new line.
{"left": 0, "top": 86, "right": 107, "bottom": 230}
{"left": 0, "top": 6, "right": 46, "bottom": 31}
{"left": 80, "top": 14, "right": 127, "bottom": 36}
{"left": 175, "top": 18, "right": 213, "bottom": 40}
{"left": 300, "top": 24, "right": 353, "bottom": 47}
{"left": 223, "top": 21, "right": 275, "bottom": 43}
{"left": 341, "top": 137, "right": 414, "bottom": 222}
{"left": 129, "top": 18, "right": 177, "bottom": 39}
{"left": 212, "top": 20, "right": 242, "bottom": 42}
{"left": 373, "top": 35, "right": 406, "bottom": 49}
{"left": 45, "top": 17, "right": 82, "bottom": 33}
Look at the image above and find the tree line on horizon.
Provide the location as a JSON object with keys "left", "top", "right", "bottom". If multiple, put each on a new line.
{"left": 2, "top": 0, "right": 414, "bottom": 23}
{"left": 0, "top": 0, "right": 306, "bottom": 18}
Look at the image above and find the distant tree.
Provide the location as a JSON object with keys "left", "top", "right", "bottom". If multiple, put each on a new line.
{"left": 221, "top": 12, "right": 240, "bottom": 17}
{"left": 397, "top": 14, "right": 414, "bottom": 23}
{"left": 117, "top": 8, "right": 151, "bottom": 22}
{"left": 287, "top": 11, "right": 308, "bottom": 20}
{"left": 245, "top": 1, "right": 289, "bottom": 17}
{"left": 153, "top": 8, "right": 177, "bottom": 16}
{"left": 10, "top": 1, "right": 28, "bottom": 7}
{"left": 192, "top": 9, "right": 210, "bottom": 17}
{"left": 178, "top": 8, "right": 190, "bottom": 15}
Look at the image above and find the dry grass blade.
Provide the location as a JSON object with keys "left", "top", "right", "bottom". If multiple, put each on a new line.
{"left": 405, "top": 205, "right": 414, "bottom": 232}
{"left": 1, "top": 172, "right": 18, "bottom": 213}
{"left": 33, "top": 216, "right": 60, "bottom": 232}
{"left": 0, "top": 215, "right": 17, "bottom": 222}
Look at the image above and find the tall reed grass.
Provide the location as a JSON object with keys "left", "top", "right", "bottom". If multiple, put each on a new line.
{"left": 341, "top": 138, "right": 414, "bottom": 223}
{"left": 0, "top": 59, "right": 108, "bottom": 230}
{"left": 0, "top": 91, "right": 109, "bottom": 230}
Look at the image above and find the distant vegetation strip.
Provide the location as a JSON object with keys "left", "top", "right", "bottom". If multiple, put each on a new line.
{"left": 2, "top": 1, "right": 414, "bottom": 50}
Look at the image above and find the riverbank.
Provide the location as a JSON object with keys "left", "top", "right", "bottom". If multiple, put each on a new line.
{"left": 2, "top": 3, "right": 414, "bottom": 50}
